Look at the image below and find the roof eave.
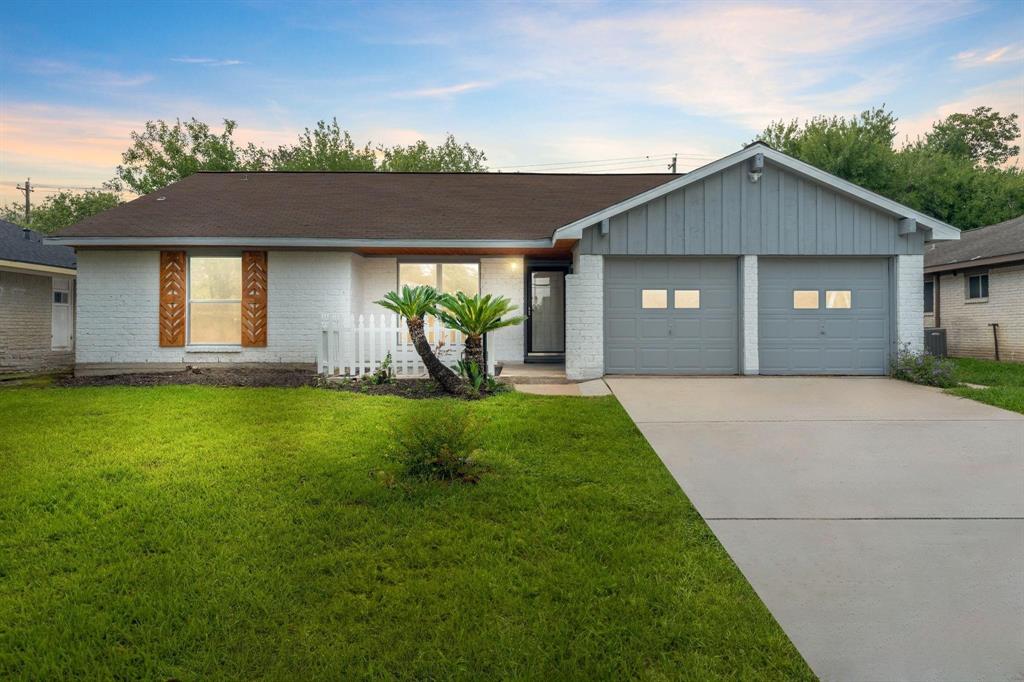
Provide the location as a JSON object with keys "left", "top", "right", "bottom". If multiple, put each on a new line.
{"left": 44, "top": 236, "right": 559, "bottom": 249}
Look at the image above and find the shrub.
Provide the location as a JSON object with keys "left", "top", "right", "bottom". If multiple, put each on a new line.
{"left": 890, "top": 343, "right": 958, "bottom": 387}
{"left": 386, "top": 404, "right": 482, "bottom": 482}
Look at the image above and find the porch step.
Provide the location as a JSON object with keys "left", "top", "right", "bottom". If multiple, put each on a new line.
{"left": 497, "top": 363, "right": 571, "bottom": 385}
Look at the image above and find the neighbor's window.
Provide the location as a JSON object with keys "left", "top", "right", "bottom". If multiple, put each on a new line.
{"left": 641, "top": 289, "right": 668, "bottom": 309}
{"left": 398, "top": 262, "right": 479, "bottom": 296}
{"left": 967, "top": 273, "right": 989, "bottom": 300}
{"left": 674, "top": 290, "right": 700, "bottom": 309}
{"left": 793, "top": 290, "right": 819, "bottom": 309}
{"left": 924, "top": 280, "right": 934, "bottom": 313}
{"left": 189, "top": 256, "right": 242, "bottom": 344}
{"left": 825, "top": 290, "right": 852, "bottom": 309}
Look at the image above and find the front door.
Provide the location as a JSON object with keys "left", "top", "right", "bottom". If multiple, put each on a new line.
{"left": 51, "top": 277, "right": 73, "bottom": 350}
{"left": 526, "top": 263, "right": 569, "bottom": 361}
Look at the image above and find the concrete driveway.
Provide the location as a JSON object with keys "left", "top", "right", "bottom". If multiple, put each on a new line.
{"left": 607, "top": 376, "right": 1024, "bottom": 682}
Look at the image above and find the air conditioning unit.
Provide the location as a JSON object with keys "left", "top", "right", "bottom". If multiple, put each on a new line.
{"left": 924, "top": 328, "right": 947, "bottom": 357}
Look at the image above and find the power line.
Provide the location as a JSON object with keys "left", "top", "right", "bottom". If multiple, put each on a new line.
{"left": 494, "top": 152, "right": 718, "bottom": 173}
{"left": 492, "top": 154, "right": 672, "bottom": 170}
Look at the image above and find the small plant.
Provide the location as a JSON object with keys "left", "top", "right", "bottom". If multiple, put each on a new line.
{"left": 369, "top": 352, "right": 394, "bottom": 385}
{"left": 386, "top": 404, "right": 482, "bottom": 482}
{"left": 456, "top": 359, "right": 486, "bottom": 392}
{"left": 891, "top": 343, "right": 958, "bottom": 388}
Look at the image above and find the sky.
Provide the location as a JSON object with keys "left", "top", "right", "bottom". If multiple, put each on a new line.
{"left": 1, "top": 0, "right": 1022, "bottom": 207}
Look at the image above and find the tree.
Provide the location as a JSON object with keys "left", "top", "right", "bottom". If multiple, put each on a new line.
{"left": 378, "top": 134, "right": 487, "bottom": 172}
{"left": 375, "top": 285, "right": 464, "bottom": 394}
{"left": 436, "top": 292, "right": 524, "bottom": 377}
{"left": 921, "top": 106, "right": 1020, "bottom": 167}
{"left": 755, "top": 105, "right": 1024, "bottom": 229}
{"left": 269, "top": 118, "right": 376, "bottom": 171}
{"left": 758, "top": 108, "right": 899, "bottom": 195}
{"left": 1, "top": 190, "right": 122, "bottom": 233}
{"left": 110, "top": 118, "right": 267, "bottom": 194}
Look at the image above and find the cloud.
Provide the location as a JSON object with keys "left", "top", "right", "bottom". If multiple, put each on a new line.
{"left": 953, "top": 43, "right": 1024, "bottom": 68}
{"left": 171, "top": 57, "right": 245, "bottom": 66}
{"left": 393, "top": 81, "right": 491, "bottom": 98}
{"left": 474, "top": 1, "right": 976, "bottom": 130}
{"left": 26, "top": 59, "right": 153, "bottom": 87}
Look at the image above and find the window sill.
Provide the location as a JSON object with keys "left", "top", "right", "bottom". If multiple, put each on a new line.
{"left": 185, "top": 345, "right": 244, "bottom": 353}
{"left": 965, "top": 298, "right": 989, "bottom": 304}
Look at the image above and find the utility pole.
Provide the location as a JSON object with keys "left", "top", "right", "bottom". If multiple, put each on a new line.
{"left": 668, "top": 154, "right": 677, "bottom": 174}
{"left": 16, "top": 178, "right": 34, "bottom": 223}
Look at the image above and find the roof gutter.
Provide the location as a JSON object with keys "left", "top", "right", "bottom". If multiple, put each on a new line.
{"left": 44, "top": 236, "right": 558, "bottom": 249}
{"left": 925, "top": 252, "right": 1024, "bottom": 274}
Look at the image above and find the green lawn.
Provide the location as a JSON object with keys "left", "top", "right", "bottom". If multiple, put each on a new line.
{"left": 0, "top": 387, "right": 811, "bottom": 680}
{"left": 948, "top": 358, "right": 1024, "bottom": 415}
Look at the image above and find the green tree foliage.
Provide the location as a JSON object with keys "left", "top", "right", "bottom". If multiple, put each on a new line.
{"left": 111, "top": 118, "right": 267, "bottom": 195}
{"left": 269, "top": 119, "right": 376, "bottom": 171}
{"left": 1, "top": 190, "right": 122, "bottom": 233}
{"left": 756, "top": 106, "right": 1024, "bottom": 230}
{"left": 109, "top": 118, "right": 487, "bottom": 195}
{"left": 436, "top": 292, "right": 524, "bottom": 377}
{"left": 919, "top": 106, "right": 1020, "bottom": 167}
{"left": 379, "top": 134, "right": 487, "bottom": 172}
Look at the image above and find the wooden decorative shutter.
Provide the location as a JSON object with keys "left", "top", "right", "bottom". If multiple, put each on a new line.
{"left": 159, "top": 251, "right": 186, "bottom": 347}
{"left": 241, "top": 251, "right": 268, "bottom": 347}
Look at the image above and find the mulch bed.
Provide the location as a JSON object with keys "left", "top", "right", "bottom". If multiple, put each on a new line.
{"left": 325, "top": 378, "right": 453, "bottom": 399}
{"left": 56, "top": 367, "right": 320, "bottom": 388}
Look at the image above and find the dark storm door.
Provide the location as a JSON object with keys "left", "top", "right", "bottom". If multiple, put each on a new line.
{"left": 526, "top": 265, "right": 568, "bottom": 358}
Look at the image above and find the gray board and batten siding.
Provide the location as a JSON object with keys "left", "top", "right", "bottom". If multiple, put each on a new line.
{"left": 578, "top": 160, "right": 926, "bottom": 257}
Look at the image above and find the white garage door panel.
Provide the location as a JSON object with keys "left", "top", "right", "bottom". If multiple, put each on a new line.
{"left": 759, "top": 257, "right": 891, "bottom": 375}
{"left": 604, "top": 257, "right": 739, "bottom": 375}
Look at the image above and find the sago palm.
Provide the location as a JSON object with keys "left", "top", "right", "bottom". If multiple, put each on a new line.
{"left": 376, "top": 285, "right": 464, "bottom": 394}
{"left": 437, "top": 292, "right": 525, "bottom": 378}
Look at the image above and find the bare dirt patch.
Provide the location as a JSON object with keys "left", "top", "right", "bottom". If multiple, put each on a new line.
{"left": 57, "top": 367, "right": 319, "bottom": 389}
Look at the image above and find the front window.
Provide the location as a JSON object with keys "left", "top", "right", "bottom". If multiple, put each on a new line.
{"left": 967, "top": 273, "right": 989, "bottom": 301}
{"left": 189, "top": 256, "right": 242, "bottom": 344}
{"left": 398, "top": 262, "right": 479, "bottom": 296}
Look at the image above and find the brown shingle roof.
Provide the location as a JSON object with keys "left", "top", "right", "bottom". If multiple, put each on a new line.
{"left": 924, "top": 214, "right": 1024, "bottom": 270}
{"left": 56, "top": 172, "right": 678, "bottom": 241}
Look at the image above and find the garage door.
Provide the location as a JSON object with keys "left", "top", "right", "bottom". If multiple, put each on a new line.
{"left": 759, "top": 258, "right": 890, "bottom": 374}
{"left": 605, "top": 257, "right": 738, "bottom": 374}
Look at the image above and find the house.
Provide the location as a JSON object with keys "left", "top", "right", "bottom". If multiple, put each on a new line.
{"left": 924, "top": 214, "right": 1023, "bottom": 362}
{"left": 48, "top": 143, "right": 960, "bottom": 379}
{"left": 0, "top": 219, "right": 77, "bottom": 376}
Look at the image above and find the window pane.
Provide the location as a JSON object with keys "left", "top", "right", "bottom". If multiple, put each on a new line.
{"left": 398, "top": 263, "right": 437, "bottom": 290}
{"left": 969, "top": 276, "right": 980, "bottom": 299}
{"left": 980, "top": 275, "right": 989, "bottom": 298}
{"left": 825, "top": 290, "right": 852, "bottom": 309}
{"left": 441, "top": 263, "right": 479, "bottom": 295}
{"left": 190, "top": 257, "right": 241, "bottom": 301}
{"left": 793, "top": 290, "right": 819, "bottom": 309}
{"left": 641, "top": 289, "right": 667, "bottom": 309}
{"left": 190, "top": 302, "right": 241, "bottom": 344}
{"left": 674, "top": 290, "right": 700, "bottom": 309}
{"left": 924, "top": 281, "right": 934, "bottom": 313}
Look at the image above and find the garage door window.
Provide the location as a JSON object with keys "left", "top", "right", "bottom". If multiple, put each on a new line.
{"left": 674, "top": 290, "right": 700, "bottom": 309}
{"left": 825, "top": 290, "right": 852, "bottom": 309}
{"left": 641, "top": 289, "right": 668, "bottom": 309}
{"left": 792, "top": 290, "right": 819, "bottom": 309}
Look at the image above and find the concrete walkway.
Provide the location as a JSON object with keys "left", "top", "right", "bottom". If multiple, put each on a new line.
{"left": 607, "top": 376, "right": 1024, "bottom": 682}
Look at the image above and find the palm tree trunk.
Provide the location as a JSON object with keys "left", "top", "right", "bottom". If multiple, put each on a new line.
{"left": 407, "top": 316, "right": 464, "bottom": 394}
{"left": 464, "top": 334, "right": 485, "bottom": 378}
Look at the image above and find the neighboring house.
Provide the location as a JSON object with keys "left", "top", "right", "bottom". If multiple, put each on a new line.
{"left": 48, "top": 143, "right": 959, "bottom": 379}
{"left": 924, "top": 215, "right": 1023, "bottom": 362}
{"left": 0, "top": 219, "right": 77, "bottom": 376}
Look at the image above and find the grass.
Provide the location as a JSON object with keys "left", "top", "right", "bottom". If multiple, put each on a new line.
{"left": 0, "top": 387, "right": 812, "bottom": 680}
{"left": 947, "top": 357, "right": 1024, "bottom": 415}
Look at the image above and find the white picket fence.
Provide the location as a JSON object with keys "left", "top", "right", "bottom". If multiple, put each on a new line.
{"left": 318, "top": 313, "right": 494, "bottom": 378}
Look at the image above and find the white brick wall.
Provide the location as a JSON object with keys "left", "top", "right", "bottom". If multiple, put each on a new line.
{"left": 76, "top": 250, "right": 358, "bottom": 365}
{"left": 565, "top": 254, "right": 604, "bottom": 380}
{"left": 928, "top": 265, "right": 1024, "bottom": 361}
{"left": 357, "top": 256, "right": 397, "bottom": 316}
{"left": 895, "top": 255, "right": 924, "bottom": 353}
{"left": 479, "top": 257, "right": 525, "bottom": 364}
{"left": 740, "top": 255, "right": 759, "bottom": 375}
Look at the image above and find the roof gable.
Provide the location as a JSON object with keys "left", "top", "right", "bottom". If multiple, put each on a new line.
{"left": 554, "top": 143, "right": 961, "bottom": 242}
